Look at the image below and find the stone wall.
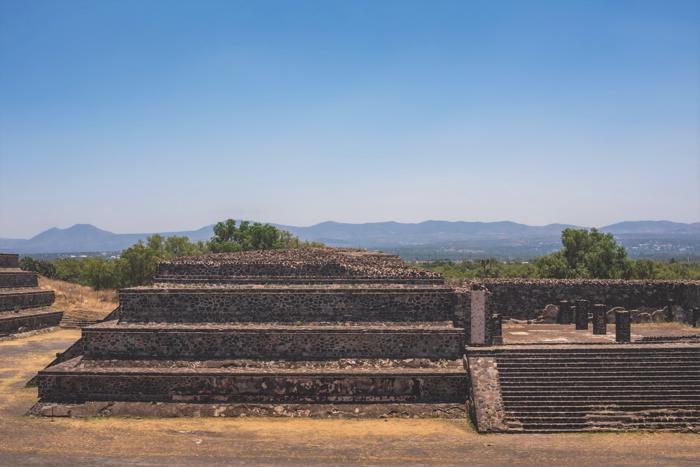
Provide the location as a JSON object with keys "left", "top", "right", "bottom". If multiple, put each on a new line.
{"left": 0, "top": 309, "right": 63, "bottom": 334}
{"left": 0, "top": 254, "right": 19, "bottom": 268}
{"left": 38, "top": 370, "right": 467, "bottom": 404}
{"left": 118, "top": 286, "right": 457, "bottom": 323}
{"left": 82, "top": 325, "right": 464, "bottom": 360}
{"left": 0, "top": 271, "right": 39, "bottom": 288}
{"left": 0, "top": 290, "right": 55, "bottom": 312}
{"left": 467, "top": 279, "right": 700, "bottom": 320}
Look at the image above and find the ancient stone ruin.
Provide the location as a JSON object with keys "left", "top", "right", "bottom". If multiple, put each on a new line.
{"left": 32, "top": 248, "right": 468, "bottom": 417}
{"left": 30, "top": 249, "right": 700, "bottom": 431}
{"left": 0, "top": 253, "right": 62, "bottom": 336}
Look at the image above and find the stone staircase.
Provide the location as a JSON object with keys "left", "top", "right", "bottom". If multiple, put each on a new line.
{"left": 34, "top": 249, "right": 467, "bottom": 417}
{"left": 467, "top": 344, "right": 700, "bottom": 432}
{"left": 0, "top": 253, "right": 62, "bottom": 336}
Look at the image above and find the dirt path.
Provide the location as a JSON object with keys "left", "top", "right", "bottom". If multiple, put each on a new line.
{"left": 0, "top": 329, "right": 698, "bottom": 466}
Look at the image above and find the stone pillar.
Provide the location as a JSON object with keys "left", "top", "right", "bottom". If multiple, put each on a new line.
{"left": 470, "top": 286, "right": 492, "bottom": 346}
{"left": 666, "top": 299, "right": 674, "bottom": 323}
{"left": 592, "top": 304, "right": 607, "bottom": 335}
{"left": 492, "top": 313, "right": 503, "bottom": 345}
{"left": 575, "top": 299, "right": 590, "bottom": 330}
{"left": 558, "top": 300, "right": 572, "bottom": 324}
{"left": 692, "top": 307, "right": 699, "bottom": 328}
{"left": 615, "top": 310, "right": 631, "bottom": 343}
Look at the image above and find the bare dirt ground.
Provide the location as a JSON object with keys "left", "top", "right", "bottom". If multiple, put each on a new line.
{"left": 503, "top": 322, "right": 700, "bottom": 344}
{"left": 38, "top": 277, "right": 116, "bottom": 321}
{"left": 0, "top": 329, "right": 698, "bottom": 466}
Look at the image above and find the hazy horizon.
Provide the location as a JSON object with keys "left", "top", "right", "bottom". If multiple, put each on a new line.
{"left": 1, "top": 1, "right": 699, "bottom": 238}
{"left": 2, "top": 217, "right": 699, "bottom": 240}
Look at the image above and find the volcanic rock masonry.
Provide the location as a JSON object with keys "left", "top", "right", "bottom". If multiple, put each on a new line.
{"left": 0, "top": 253, "right": 62, "bottom": 336}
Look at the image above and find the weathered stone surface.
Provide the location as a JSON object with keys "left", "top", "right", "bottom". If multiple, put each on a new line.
{"left": 0, "top": 254, "right": 62, "bottom": 335}
{"left": 34, "top": 248, "right": 468, "bottom": 417}
{"left": 118, "top": 285, "right": 457, "bottom": 323}
{"left": 575, "top": 299, "right": 590, "bottom": 330}
{"left": 465, "top": 354, "right": 508, "bottom": 432}
{"left": 616, "top": 310, "right": 631, "bottom": 343}
{"left": 592, "top": 304, "right": 607, "bottom": 335}
{"left": 467, "top": 279, "right": 700, "bottom": 320}
{"left": 469, "top": 287, "right": 490, "bottom": 346}
{"left": 541, "top": 304, "right": 559, "bottom": 324}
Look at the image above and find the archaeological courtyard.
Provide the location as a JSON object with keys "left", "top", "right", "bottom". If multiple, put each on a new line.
{"left": 0, "top": 247, "right": 696, "bottom": 437}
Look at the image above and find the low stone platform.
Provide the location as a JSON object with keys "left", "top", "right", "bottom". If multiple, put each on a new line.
{"left": 29, "top": 401, "right": 466, "bottom": 418}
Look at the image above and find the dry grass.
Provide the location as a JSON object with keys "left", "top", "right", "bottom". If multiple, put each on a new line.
{"left": 38, "top": 277, "right": 117, "bottom": 320}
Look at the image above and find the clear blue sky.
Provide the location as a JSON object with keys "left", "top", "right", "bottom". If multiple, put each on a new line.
{"left": 1, "top": 0, "right": 698, "bottom": 238}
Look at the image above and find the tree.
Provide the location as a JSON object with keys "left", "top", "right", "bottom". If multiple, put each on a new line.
{"left": 207, "top": 219, "right": 319, "bottom": 252}
{"left": 535, "top": 228, "right": 630, "bottom": 279}
{"left": 19, "top": 257, "right": 56, "bottom": 278}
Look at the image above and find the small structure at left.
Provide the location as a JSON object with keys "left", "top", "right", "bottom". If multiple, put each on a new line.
{"left": 0, "top": 253, "right": 63, "bottom": 336}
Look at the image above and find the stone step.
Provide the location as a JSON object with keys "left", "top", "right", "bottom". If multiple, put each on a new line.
{"left": 506, "top": 408, "right": 700, "bottom": 416}
{"left": 499, "top": 363, "right": 700, "bottom": 369}
{"left": 82, "top": 321, "right": 464, "bottom": 359}
{"left": 37, "top": 356, "right": 467, "bottom": 404}
{"left": 500, "top": 371, "right": 700, "bottom": 388}
{"left": 0, "top": 288, "right": 55, "bottom": 311}
{"left": 468, "top": 346, "right": 700, "bottom": 355}
{"left": 507, "top": 412, "right": 700, "bottom": 420}
{"left": 503, "top": 420, "right": 700, "bottom": 431}
{"left": 500, "top": 382, "right": 700, "bottom": 390}
{"left": 0, "top": 253, "right": 19, "bottom": 268}
{"left": 0, "top": 307, "right": 63, "bottom": 334}
{"left": 501, "top": 396, "right": 700, "bottom": 404}
{"left": 498, "top": 350, "right": 700, "bottom": 364}
{"left": 494, "top": 354, "right": 700, "bottom": 362}
{"left": 503, "top": 400, "right": 700, "bottom": 409}
{"left": 0, "top": 270, "right": 38, "bottom": 288}
{"left": 117, "top": 285, "right": 457, "bottom": 323}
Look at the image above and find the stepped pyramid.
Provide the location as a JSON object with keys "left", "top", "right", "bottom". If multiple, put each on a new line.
{"left": 0, "top": 253, "right": 63, "bottom": 336}
{"left": 33, "top": 248, "right": 468, "bottom": 417}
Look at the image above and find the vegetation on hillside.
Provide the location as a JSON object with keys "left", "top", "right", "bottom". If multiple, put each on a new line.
{"left": 20, "top": 219, "right": 322, "bottom": 289}
{"left": 422, "top": 228, "right": 700, "bottom": 281}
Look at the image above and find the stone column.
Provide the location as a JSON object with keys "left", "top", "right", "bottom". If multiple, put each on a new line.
{"left": 470, "top": 286, "right": 492, "bottom": 346}
{"left": 666, "top": 299, "right": 674, "bottom": 323}
{"left": 592, "top": 304, "right": 607, "bottom": 335}
{"left": 558, "top": 300, "right": 572, "bottom": 325}
{"left": 575, "top": 299, "right": 590, "bottom": 330}
{"left": 615, "top": 310, "right": 631, "bottom": 343}
{"left": 492, "top": 313, "right": 503, "bottom": 345}
{"left": 692, "top": 307, "right": 699, "bottom": 328}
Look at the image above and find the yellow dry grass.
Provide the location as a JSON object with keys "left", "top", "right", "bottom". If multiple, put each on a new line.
{"left": 38, "top": 277, "right": 117, "bottom": 320}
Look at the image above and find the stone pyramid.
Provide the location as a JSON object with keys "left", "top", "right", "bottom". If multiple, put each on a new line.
{"left": 33, "top": 248, "right": 468, "bottom": 417}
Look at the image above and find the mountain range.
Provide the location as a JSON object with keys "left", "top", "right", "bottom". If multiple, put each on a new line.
{"left": 1, "top": 220, "right": 698, "bottom": 260}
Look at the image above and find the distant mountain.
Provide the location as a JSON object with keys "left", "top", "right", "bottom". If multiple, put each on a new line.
{"left": 275, "top": 220, "right": 579, "bottom": 247}
{"left": 601, "top": 221, "right": 700, "bottom": 235}
{"left": 1, "top": 220, "right": 698, "bottom": 260}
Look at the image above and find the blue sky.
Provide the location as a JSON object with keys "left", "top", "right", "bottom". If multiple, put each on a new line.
{"left": 0, "top": 0, "right": 698, "bottom": 238}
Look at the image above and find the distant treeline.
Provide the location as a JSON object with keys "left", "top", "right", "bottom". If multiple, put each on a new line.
{"left": 421, "top": 228, "right": 700, "bottom": 281}
{"left": 20, "top": 219, "right": 322, "bottom": 290}
{"left": 20, "top": 225, "right": 700, "bottom": 290}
